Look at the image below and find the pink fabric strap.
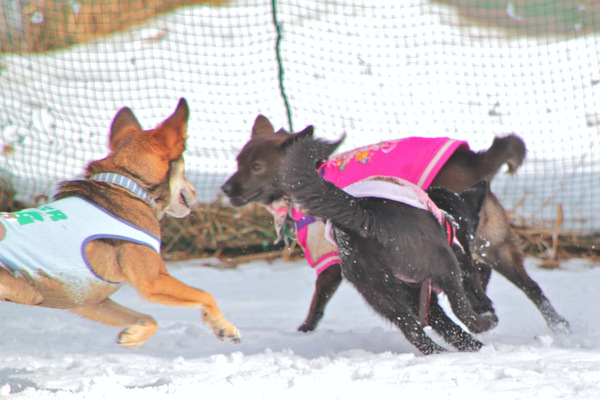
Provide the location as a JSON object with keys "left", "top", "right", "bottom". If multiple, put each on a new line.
{"left": 314, "top": 252, "right": 341, "bottom": 275}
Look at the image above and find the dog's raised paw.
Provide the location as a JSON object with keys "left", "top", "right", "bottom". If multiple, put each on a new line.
{"left": 219, "top": 328, "right": 242, "bottom": 344}
{"left": 202, "top": 311, "right": 241, "bottom": 343}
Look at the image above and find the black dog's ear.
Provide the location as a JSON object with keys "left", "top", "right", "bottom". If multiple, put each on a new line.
{"left": 281, "top": 125, "right": 314, "bottom": 149}
{"left": 251, "top": 115, "right": 275, "bottom": 137}
{"left": 285, "top": 134, "right": 346, "bottom": 167}
{"left": 461, "top": 180, "right": 488, "bottom": 214}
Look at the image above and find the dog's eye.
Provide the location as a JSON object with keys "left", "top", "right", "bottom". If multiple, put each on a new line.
{"left": 251, "top": 162, "right": 264, "bottom": 172}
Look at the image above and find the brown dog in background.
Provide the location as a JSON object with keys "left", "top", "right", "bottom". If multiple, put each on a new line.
{"left": 0, "top": 99, "right": 241, "bottom": 347}
{"left": 221, "top": 115, "right": 569, "bottom": 335}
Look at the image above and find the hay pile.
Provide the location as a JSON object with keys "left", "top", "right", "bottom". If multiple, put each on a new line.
{"left": 0, "top": 0, "right": 226, "bottom": 54}
{"left": 159, "top": 201, "right": 297, "bottom": 263}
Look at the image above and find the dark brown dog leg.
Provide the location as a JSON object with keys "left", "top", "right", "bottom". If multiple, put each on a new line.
{"left": 474, "top": 262, "right": 493, "bottom": 291}
{"left": 427, "top": 295, "right": 483, "bottom": 352}
{"left": 70, "top": 298, "right": 158, "bottom": 348}
{"left": 478, "top": 234, "right": 570, "bottom": 334}
{"left": 298, "top": 264, "right": 342, "bottom": 332}
{"left": 474, "top": 191, "right": 569, "bottom": 333}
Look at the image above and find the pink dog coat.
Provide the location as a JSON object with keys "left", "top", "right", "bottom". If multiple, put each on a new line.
{"left": 319, "top": 137, "right": 469, "bottom": 190}
{"left": 270, "top": 137, "right": 469, "bottom": 275}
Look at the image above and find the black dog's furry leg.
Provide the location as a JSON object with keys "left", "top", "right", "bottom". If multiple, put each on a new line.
{"left": 298, "top": 264, "right": 342, "bottom": 332}
{"left": 427, "top": 183, "right": 498, "bottom": 330}
{"left": 349, "top": 275, "right": 447, "bottom": 355}
{"left": 454, "top": 245, "right": 497, "bottom": 324}
{"left": 334, "top": 229, "right": 447, "bottom": 355}
{"left": 427, "top": 295, "right": 483, "bottom": 352}
{"left": 432, "top": 256, "right": 495, "bottom": 335}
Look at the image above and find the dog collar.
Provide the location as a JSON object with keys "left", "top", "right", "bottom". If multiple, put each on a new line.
{"left": 89, "top": 172, "right": 157, "bottom": 208}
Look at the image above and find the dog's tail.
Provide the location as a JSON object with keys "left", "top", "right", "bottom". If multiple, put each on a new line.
{"left": 282, "top": 135, "right": 377, "bottom": 237}
{"left": 477, "top": 134, "right": 526, "bottom": 179}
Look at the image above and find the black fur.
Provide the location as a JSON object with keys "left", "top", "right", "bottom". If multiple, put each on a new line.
{"left": 222, "top": 115, "right": 569, "bottom": 336}
{"left": 282, "top": 137, "right": 497, "bottom": 354}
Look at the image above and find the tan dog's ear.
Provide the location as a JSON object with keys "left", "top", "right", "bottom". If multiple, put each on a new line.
{"left": 251, "top": 115, "right": 275, "bottom": 137}
{"left": 155, "top": 98, "right": 189, "bottom": 160}
{"left": 109, "top": 107, "right": 143, "bottom": 151}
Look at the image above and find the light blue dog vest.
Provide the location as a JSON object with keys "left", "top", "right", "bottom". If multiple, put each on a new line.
{"left": 0, "top": 196, "right": 161, "bottom": 286}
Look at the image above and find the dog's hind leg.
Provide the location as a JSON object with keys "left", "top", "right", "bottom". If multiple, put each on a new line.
{"left": 70, "top": 298, "right": 158, "bottom": 348}
{"left": 477, "top": 235, "right": 570, "bottom": 334}
{"left": 383, "top": 290, "right": 447, "bottom": 355}
{"left": 0, "top": 268, "right": 44, "bottom": 305}
{"left": 298, "top": 263, "right": 342, "bottom": 332}
{"left": 475, "top": 192, "right": 569, "bottom": 333}
{"left": 427, "top": 295, "right": 483, "bottom": 352}
{"left": 347, "top": 276, "right": 447, "bottom": 355}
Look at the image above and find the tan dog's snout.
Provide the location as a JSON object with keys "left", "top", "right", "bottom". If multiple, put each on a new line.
{"left": 163, "top": 158, "right": 197, "bottom": 218}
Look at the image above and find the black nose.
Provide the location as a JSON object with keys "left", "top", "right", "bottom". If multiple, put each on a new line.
{"left": 221, "top": 182, "right": 233, "bottom": 196}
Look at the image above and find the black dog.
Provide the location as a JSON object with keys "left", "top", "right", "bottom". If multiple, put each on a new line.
{"left": 222, "top": 116, "right": 569, "bottom": 336}
{"left": 282, "top": 136, "right": 497, "bottom": 354}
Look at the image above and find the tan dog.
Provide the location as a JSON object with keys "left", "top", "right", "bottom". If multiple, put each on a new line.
{"left": 0, "top": 99, "right": 241, "bottom": 348}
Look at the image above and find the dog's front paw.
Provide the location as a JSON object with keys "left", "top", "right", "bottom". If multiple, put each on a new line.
{"left": 297, "top": 322, "right": 315, "bottom": 333}
{"left": 463, "top": 310, "right": 499, "bottom": 334}
{"left": 480, "top": 311, "right": 498, "bottom": 331}
{"left": 202, "top": 311, "right": 241, "bottom": 343}
{"left": 549, "top": 318, "right": 571, "bottom": 335}
{"left": 118, "top": 320, "right": 158, "bottom": 348}
{"left": 218, "top": 326, "right": 242, "bottom": 344}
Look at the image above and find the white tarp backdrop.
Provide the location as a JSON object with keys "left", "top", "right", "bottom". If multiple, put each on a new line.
{"left": 1, "top": 0, "right": 598, "bottom": 232}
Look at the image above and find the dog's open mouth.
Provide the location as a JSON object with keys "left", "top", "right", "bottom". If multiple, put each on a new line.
{"left": 232, "top": 189, "right": 262, "bottom": 206}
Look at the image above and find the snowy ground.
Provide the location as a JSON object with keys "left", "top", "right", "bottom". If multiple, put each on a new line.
{"left": 1, "top": 1, "right": 599, "bottom": 398}
{"left": 1, "top": 256, "right": 599, "bottom": 399}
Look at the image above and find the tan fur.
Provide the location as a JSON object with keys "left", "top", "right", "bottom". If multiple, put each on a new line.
{"left": 0, "top": 99, "right": 241, "bottom": 347}
{"left": 305, "top": 221, "right": 338, "bottom": 262}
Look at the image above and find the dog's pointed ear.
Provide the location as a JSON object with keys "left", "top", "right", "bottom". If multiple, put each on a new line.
{"left": 461, "top": 180, "right": 488, "bottom": 214}
{"left": 281, "top": 125, "right": 314, "bottom": 150}
{"left": 161, "top": 98, "right": 189, "bottom": 138}
{"left": 109, "top": 107, "right": 143, "bottom": 151}
{"left": 252, "top": 115, "right": 275, "bottom": 137}
{"left": 155, "top": 98, "right": 190, "bottom": 160}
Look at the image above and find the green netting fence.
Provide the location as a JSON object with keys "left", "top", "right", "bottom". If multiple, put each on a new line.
{"left": 1, "top": 0, "right": 599, "bottom": 262}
